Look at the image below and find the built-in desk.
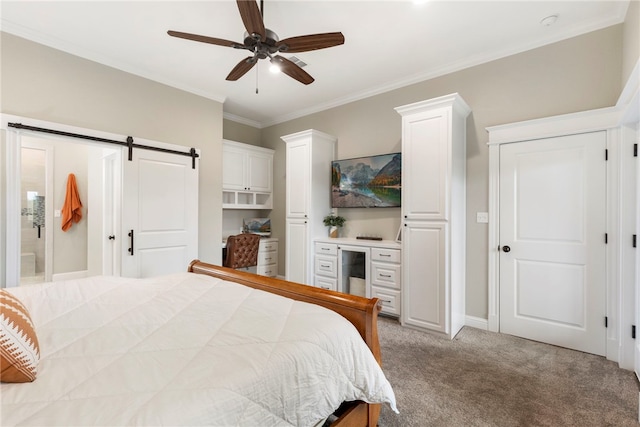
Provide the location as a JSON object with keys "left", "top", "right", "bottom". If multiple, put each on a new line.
{"left": 313, "top": 238, "right": 401, "bottom": 317}
{"left": 221, "top": 237, "right": 278, "bottom": 277}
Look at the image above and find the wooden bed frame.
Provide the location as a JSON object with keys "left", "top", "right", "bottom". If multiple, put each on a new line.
{"left": 188, "top": 260, "right": 383, "bottom": 427}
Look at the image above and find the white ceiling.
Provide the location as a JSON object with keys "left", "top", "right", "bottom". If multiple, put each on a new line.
{"left": 0, "top": 1, "right": 630, "bottom": 128}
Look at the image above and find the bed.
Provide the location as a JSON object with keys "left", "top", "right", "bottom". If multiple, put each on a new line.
{"left": 1, "top": 260, "right": 397, "bottom": 426}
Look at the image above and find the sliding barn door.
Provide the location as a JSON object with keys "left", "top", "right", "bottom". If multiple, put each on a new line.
{"left": 121, "top": 147, "right": 198, "bottom": 278}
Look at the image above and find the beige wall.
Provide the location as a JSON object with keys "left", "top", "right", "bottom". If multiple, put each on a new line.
{"left": 223, "top": 118, "right": 262, "bottom": 146}
{"left": 622, "top": 0, "right": 640, "bottom": 83}
{"left": 261, "top": 24, "right": 624, "bottom": 319}
{"left": 1, "top": 32, "right": 224, "bottom": 272}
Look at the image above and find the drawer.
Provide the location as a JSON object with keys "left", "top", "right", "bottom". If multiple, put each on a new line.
{"left": 257, "top": 264, "right": 277, "bottom": 277}
{"left": 315, "top": 255, "right": 337, "bottom": 278}
{"left": 371, "top": 286, "right": 401, "bottom": 316}
{"left": 315, "top": 242, "right": 338, "bottom": 256}
{"left": 258, "top": 251, "right": 277, "bottom": 266}
{"left": 371, "top": 247, "right": 401, "bottom": 263}
{"left": 259, "top": 240, "right": 278, "bottom": 252}
{"left": 371, "top": 262, "right": 401, "bottom": 290}
{"left": 315, "top": 276, "right": 337, "bottom": 291}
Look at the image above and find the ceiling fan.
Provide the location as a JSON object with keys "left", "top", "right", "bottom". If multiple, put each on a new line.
{"left": 168, "top": 0, "right": 345, "bottom": 85}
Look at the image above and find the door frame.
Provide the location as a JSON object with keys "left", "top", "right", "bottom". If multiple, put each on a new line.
{"left": 487, "top": 104, "right": 636, "bottom": 368}
{"left": 19, "top": 139, "right": 55, "bottom": 283}
{"left": 2, "top": 114, "right": 127, "bottom": 286}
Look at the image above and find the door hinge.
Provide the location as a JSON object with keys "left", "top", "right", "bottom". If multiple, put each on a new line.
{"left": 605, "top": 233, "right": 608, "bottom": 244}
{"left": 633, "top": 325, "right": 636, "bottom": 339}
{"left": 605, "top": 316, "right": 608, "bottom": 328}
{"left": 633, "top": 234, "right": 637, "bottom": 248}
{"left": 605, "top": 149, "right": 608, "bottom": 160}
{"left": 634, "top": 143, "right": 638, "bottom": 157}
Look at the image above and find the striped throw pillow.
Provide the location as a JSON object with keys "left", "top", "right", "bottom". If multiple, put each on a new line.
{"left": 0, "top": 289, "right": 40, "bottom": 382}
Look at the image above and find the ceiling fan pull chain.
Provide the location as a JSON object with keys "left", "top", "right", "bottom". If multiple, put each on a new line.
{"left": 255, "top": 61, "right": 259, "bottom": 94}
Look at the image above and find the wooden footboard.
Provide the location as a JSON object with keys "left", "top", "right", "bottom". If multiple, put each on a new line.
{"left": 188, "top": 260, "right": 382, "bottom": 427}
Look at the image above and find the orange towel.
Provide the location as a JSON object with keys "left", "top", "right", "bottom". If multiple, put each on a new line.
{"left": 61, "top": 173, "right": 83, "bottom": 232}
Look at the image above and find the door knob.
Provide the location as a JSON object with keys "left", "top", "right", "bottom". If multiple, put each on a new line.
{"left": 502, "top": 245, "right": 511, "bottom": 253}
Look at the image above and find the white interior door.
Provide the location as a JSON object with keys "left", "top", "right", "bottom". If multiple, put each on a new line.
{"left": 499, "top": 131, "right": 607, "bottom": 356}
{"left": 122, "top": 147, "right": 198, "bottom": 278}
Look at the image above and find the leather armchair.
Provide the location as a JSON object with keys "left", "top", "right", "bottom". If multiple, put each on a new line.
{"left": 224, "top": 233, "right": 261, "bottom": 269}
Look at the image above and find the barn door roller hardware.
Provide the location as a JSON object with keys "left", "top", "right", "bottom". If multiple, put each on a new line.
{"left": 8, "top": 122, "right": 199, "bottom": 169}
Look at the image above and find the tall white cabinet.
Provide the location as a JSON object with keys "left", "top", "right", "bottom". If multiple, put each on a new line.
{"left": 281, "top": 130, "right": 336, "bottom": 285}
{"left": 395, "top": 93, "right": 471, "bottom": 338}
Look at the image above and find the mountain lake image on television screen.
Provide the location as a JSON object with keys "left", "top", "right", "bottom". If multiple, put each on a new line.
{"left": 331, "top": 153, "right": 401, "bottom": 208}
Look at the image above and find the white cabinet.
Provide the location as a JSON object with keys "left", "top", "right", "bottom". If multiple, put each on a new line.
{"left": 222, "top": 140, "right": 274, "bottom": 209}
{"left": 370, "top": 247, "right": 402, "bottom": 316}
{"left": 282, "top": 130, "right": 336, "bottom": 285}
{"left": 314, "top": 238, "right": 401, "bottom": 317}
{"left": 257, "top": 238, "right": 278, "bottom": 277}
{"left": 396, "top": 93, "right": 470, "bottom": 338}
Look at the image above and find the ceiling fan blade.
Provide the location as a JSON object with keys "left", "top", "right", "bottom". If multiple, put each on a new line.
{"left": 276, "top": 32, "right": 345, "bottom": 53}
{"left": 168, "top": 30, "right": 241, "bottom": 48}
{"left": 236, "top": 0, "right": 266, "bottom": 41}
{"left": 272, "top": 55, "right": 314, "bottom": 85}
{"left": 226, "top": 57, "right": 257, "bottom": 81}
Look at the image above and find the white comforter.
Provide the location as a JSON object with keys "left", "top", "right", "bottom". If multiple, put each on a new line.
{"left": 1, "top": 273, "right": 397, "bottom": 426}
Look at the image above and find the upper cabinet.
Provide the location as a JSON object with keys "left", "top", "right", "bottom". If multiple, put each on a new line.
{"left": 222, "top": 140, "right": 274, "bottom": 209}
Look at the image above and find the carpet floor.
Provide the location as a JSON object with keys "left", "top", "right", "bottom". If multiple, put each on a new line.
{"left": 377, "top": 317, "right": 639, "bottom": 427}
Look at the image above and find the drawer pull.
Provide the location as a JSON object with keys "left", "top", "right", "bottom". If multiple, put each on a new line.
{"left": 381, "top": 299, "right": 392, "bottom": 304}
{"left": 380, "top": 254, "right": 391, "bottom": 257}
{"left": 380, "top": 274, "right": 391, "bottom": 278}
{"left": 321, "top": 247, "right": 330, "bottom": 251}
{"left": 265, "top": 257, "right": 272, "bottom": 261}
{"left": 321, "top": 264, "right": 331, "bottom": 268}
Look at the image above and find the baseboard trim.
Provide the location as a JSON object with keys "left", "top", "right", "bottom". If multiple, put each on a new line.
{"left": 52, "top": 270, "right": 89, "bottom": 282}
{"left": 465, "top": 315, "right": 488, "bottom": 330}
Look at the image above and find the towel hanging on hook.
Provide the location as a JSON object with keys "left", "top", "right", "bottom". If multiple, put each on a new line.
{"left": 61, "top": 173, "right": 83, "bottom": 232}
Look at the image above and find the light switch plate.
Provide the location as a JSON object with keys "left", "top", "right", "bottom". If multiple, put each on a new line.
{"left": 476, "top": 212, "right": 489, "bottom": 223}
{"left": 54, "top": 209, "right": 61, "bottom": 218}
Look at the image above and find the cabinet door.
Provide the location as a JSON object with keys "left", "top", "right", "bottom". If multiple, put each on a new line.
{"left": 247, "top": 151, "right": 272, "bottom": 192}
{"left": 286, "top": 141, "right": 310, "bottom": 218}
{"left": 402, "top": 107, "right": 450, "bottom": 220}
{"left": 286, "top": 218, "right": 309, "bottom": 284}
{"left": 402, "top": 222, "right": 447, "bottom": 333}
{"left": 222, "top": 145, "right": 247, "bottom": 190}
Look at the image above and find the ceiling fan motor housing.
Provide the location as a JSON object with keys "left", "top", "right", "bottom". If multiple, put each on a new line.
{"left": 243, "top": 28, "right": 285, "bottom": 60}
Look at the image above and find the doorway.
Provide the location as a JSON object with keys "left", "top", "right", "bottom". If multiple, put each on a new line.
{"left": 19, "top": 142, "right": 53, "bottom": 284}
{"left": 3, "top": 115, "right": 200, "bottom": 287}
{"left": 15, "top": 134, "right": 120, "bottom": 285}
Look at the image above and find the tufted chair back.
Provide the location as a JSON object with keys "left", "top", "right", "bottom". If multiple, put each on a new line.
{"left": 224, "top": 233, "right": 261, "bottom": 269}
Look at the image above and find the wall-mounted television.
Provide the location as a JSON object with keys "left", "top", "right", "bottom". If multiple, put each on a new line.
{"left": 331, "top": 152, "right": 401, "bottom": 208}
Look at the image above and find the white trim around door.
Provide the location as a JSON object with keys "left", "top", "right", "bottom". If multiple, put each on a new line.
{"left": 486, "top": 103, "right": 637, "bottom": 368}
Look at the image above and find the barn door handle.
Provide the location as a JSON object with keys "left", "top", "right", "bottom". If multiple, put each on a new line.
{"left": 501, "top": 245, "right": 511, "bottom": 253}
{"left": 128, "top": 230, "right": 134, "bottom": 255}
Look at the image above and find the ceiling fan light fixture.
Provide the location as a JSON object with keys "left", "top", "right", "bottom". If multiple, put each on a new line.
{"left": 269, "top": 63, "right": 281, "bottom": 74}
